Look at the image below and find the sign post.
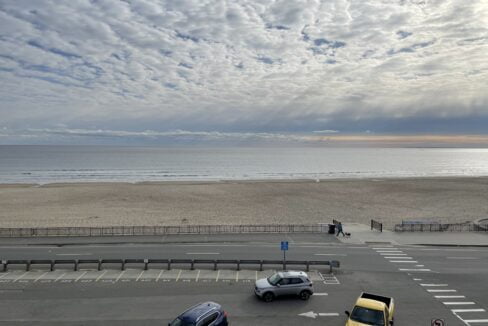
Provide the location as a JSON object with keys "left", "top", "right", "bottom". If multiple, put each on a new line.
{"left": 281, "top": 241, "right": 289, "bottom": 271}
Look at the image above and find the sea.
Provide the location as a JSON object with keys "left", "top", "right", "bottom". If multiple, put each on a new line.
{"left": 1, "top": 145, "right": 488, "bottom": 184}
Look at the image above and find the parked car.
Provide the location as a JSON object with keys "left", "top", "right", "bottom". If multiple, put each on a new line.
{"left": 168, "top": 301, "right": 228, "bottom": 326}
{"left": 345, "top": 292, "right": 395, "bottom": 325}
{"left": 254, "top": 271, "right": 314, "bottom": 302}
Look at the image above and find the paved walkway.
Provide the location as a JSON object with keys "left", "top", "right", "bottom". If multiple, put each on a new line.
{"left": 336, "top": 223, "right": 488, "bottom": 246}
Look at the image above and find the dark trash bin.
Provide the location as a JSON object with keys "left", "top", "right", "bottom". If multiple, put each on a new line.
{"left": 328, "top": 224, "right": 336, "bottom": 234}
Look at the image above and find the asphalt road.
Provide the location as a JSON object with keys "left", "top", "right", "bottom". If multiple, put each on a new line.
{"left": 0, "top": 234, "right": 487, "bottom": 325}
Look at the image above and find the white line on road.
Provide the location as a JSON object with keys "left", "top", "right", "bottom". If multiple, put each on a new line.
{"left": 115, "top": 271, "right": 126, "bottom": 282}
{"left": 413, "top": 278, "right": 422, "bottom": 281}
{"left": 195, "top": 270, "right": 200, "bottom": 282}
{"left": 314, "top": 293, "right": 328, "bottom": 296}
{"left": 95, "top": 270, "right": 107, "bottom": 282}
{"left": 443, "top": 302, "right": 475, "bottom": 305}
{"left": 399, "top": 268, "right": 431, "bottom": 272}
{"left": 463, "top": 319, "right": 488, "bottom": 323}
{"left": 428, "top": 289, "right": 457, "bottom": 292}
{"left": 13, "top": 272, "right": 29, "bottom": 283}
{"left": 175, "top": 270, "right": 182, "bottom": 282}
{"left": 155, "top": 270, "right": 164, "bottom": 282}
{"left": 390, "top": 261, "right": 418, "bottom": 263}
{"left": 380, "top": 253, "right": 407, "bottom": 256}
{"left": 372, "top": 247, "right": 395, "bottom": 250}
{"left": 135, "top": 271, "right": 144, "bottom": 282}
{"left": 314, "top": 254, "right": 347, "bottom": 256}
{"left": 215, "top": 270, "right": 220, "bottom": 282}
{"left": 446, "top": 257, "right": 477, "bottom": 260}
{"left": 75, "top": 271, "right": 88, "bottom": 282}
{"left": 385, "top": 256, "right": 413, "bottom": 259}
{"left": 54, "top": 273, "right": 66, "bottom": 282}
{"left": 318, "top": 313, "right": 339, "bottom": 316}
{"left": 186, "top": 252, "right": 220, "bottom": 255}
{"left": 421, "top": 284, "right": 448, "bottom": 287}
{"left": 452, "top": 309, "right": 485, "bottom": 313}
{"left": 56, "top": 253, "right": 92, "bottom": 256}
{"left": 435, "top": 296, "right": 465, "bottom": 298}
{"left": 34, "top": 272, "right": 48, "bottom": 282}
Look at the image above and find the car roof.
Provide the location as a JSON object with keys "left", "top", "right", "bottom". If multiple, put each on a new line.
{"left": 279, "top": 271, "right": 308, "bottom": 278}
{"left": 179, "top": 301, "right": 221, "bottom": 323}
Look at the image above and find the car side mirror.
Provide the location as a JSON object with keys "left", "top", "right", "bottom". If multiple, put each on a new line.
{"left": 345, "top": 311, "right": 350, "bottom": 317}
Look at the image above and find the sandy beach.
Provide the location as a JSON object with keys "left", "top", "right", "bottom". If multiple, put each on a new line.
{"left": 0, "top": 177, "right": 487, "bottom": 229}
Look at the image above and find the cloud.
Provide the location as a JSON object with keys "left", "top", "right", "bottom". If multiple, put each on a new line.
{"left": 0, "top": 0, "right": 487, "bottom": 143}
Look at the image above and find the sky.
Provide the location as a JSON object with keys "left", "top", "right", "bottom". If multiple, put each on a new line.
{"left": 0, "top": 0, "right": 487, "bottom": 146}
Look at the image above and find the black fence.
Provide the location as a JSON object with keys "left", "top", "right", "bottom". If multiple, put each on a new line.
{"left": 1, "top": 258, "right": 341, "bottom": 273}
{"left": 0, "top": 224, "right": 330, "bottom": 238}
{"left": 371, "top": 219, "right": 383, "bottom": 232}
{"left": 395, "top": 223, "right": 488, "bottom": 232}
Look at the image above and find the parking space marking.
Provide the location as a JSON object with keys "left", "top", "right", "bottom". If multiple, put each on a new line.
{"left": 95, "top": 270, "right": 107, "bottom": 282}
{"left": 13, "top": 272, "right": 29, "bottom": 283}
{"left": 452, "top": 309, "right": 486, "bottom": 313}
{"left": 115, "top": 271, "right": 125, "bottom": 282}
{"left": 376, "top": 251, "right": 403, "bottom": 253}
{"left": 399, "top": 268, "right": 431, "bottom": 272}
{"left": 421, "top": 284, "right": 448, "bottom": 287}
{"left": 428, "top": 289, "right": 457, "bottom": 292}
{"left": 385, "top": 256, "right": 413, "bottom": 259}
{"left": 0, "top": 272, "right": 10, "bottom": 279}
{"left": 390, "top": 261, "right": 418, "bottom": 263}
{"left": 380, "top": 253, "right": 407, "bottom": 256}
{"left": 155, "top": 270, "right": 164, "bottom": 282}
{"left": 175, "top": 270, "right": 182, "bottom": 282}
{"left": 34, "top": 272, "right": 49, "bottom": 282}
{"left": 215, "top": 270, "right": 220, "bottom": 282}
{"left": 54, "top": 273, "right": 66, "bottom": 282}
{"left": 435, "top": 296, "right": 466, "bottom": 298}
{"left": 195, "top": 270, "right": 200, "bottom": 282}
{"left": 446, "top": 257, "right": 477, "bottom": 259}
{"left": 314, "top": 293, "right": 328, "bottom": 296}
{"left": 135, "top": 271, "right": 144, "bottom": 282}
{"left": 75, "top": 271, "right": 88, "bottom": 282}
{"left": 235, "top": 271, "right": 239, "bottom": 282}
{"left": 443, "top": 302, "right": 475, "bottom": 305}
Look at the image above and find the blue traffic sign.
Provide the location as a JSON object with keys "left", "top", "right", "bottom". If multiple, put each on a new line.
{"left": 281, "top": 241, "right": 289, "bottom": 251}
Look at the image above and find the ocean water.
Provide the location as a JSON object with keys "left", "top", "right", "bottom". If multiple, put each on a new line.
{"left": 0, "top": 145, "right": 488, "bottom": 184}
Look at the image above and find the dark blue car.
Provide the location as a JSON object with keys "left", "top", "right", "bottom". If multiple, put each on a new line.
{"left": 169, "top": 301, "right": 228, "bottom": 326}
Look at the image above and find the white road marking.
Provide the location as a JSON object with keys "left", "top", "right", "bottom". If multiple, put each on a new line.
{"left": 75, "top": 271, "right": 88, "bottom": 282}
{"left": 314, "top": 254, "right": 347, "bottom": 256}
{"left": 236, "top": 271, "right": 239, "bottom": 282}
{"left": 318, "top": 313, "right": 339, "bottom": 316}
{"left": 135, "top": 271, "right": 144, "bottom": 282}
{"left": 186, "top": 252, "right": 220, "bottom": 255}
{"left": 155, "top": 270, "right": 164, "bottom": 282}
{"left": 215, "top": 270, "right": 221, "bottom": 282}
{"left": 415, "top": 265, "right": 425, "bottom": 267}
{"left": 443, "top": 302, "right": 475, "bottom": 305}
{"left": 446, "top": 257, "right": 477, "bottom": 260}
{"left": 413, "top": 278, "right": 422, "bottom": 281}
{"left": 372, "top": 247, "right": 395, "bottom": 249}
{"left": 435, "top": 296, "right": 465, "bottom": 299}
{"left": 195, "top": 270, "right": 200, "bottom": 282}
{"left": 390, "top": 261, "right": 418, "bottom": 263}
{"left": 175, "top": 270, "right": 182, "bottom": 282}
{"left": 13, "top": 272, "right": 29, "bottom": 283}
{"left": 115, "top": 271, "right": 126, "bottom": 282}
{"left": 56, "top": 253, "right": 92, "bottom": 256}
{"left": 0, "top": 272, "right": 10, "bottom": 279}
{"left": 255, "top": 271, "right": 258, "bottom": 281}
{"left": 463, "top": 319, "right": 488, "bottom": 323}
{"left": 54, "top": 273, "right": 66, "bottom": 282}
{"left": 95, "top": 270, "right": 107, "bottom": 282}
{"left": 380, "top": 253, "right": 407, "bottom": 256}
{"left": 428, "top": 289, "right": 457, "bottom": 292}
{"left": 399, "top": 268, "right": 431, "bottom": 272}
{"left": 34, "top": 272, "right": 48, "bottom": 282}
{"left": 314, "top": 293, "right": 328, "bottom": 296}
{"left": 421, "top": 284, "right": 448, "bottom": 287}
{"left": 452, "top": 309, "right": 485, "bottom": 313}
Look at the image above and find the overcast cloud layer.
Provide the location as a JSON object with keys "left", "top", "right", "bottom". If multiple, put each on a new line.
{"left": 1, "top": 0, "right": 487, "bottom": 144}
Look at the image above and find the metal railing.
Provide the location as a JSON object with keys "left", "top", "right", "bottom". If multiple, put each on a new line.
{"left": 1, "top": 258, "right": 341, "bottom": 273}
{"left": 394, "top": 223, "right": 488, "bottom": 232}
{"left": 371, "top": 219, "right": 383, "bottom": 232}
{"left": 0, "top": 224, "right": 330, "bottom": 237}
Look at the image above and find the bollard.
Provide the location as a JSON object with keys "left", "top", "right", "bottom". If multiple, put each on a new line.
{"left": 26, "top": 261, "right": 30, "bottom": 271}
{"left": 50, "top": 261, "right": 54, "bottom": 271}
{"left": 144, "top": 259, "right": 148, "bottom": 271}
{"left": 259, "top": 260, "right": 263, "bottom": 271}
{"left": 190, "top": 260, "right": 194, "bottom": 270}
{"left": 306, "top": 261, "right": 310, "bottom": 272}
{"left": 121, "top": 261, "right": 125, "bottom": 271}
{"left": 74, "top": 260, "right": 78, "bottom": 271}
{"left": 1, "top": 260, "right": 6, "bottom": 272}
{"left": 167, "top": 259, "right": 171, "bottom": 270}
{"left": 213, "top": 260, "right": 217, "bottom": 271}
{"left": 97, "top": 260, "right": 101, "bottom": 271}
{"left": 237, "top": 260, "right": 240, "bottom": 271}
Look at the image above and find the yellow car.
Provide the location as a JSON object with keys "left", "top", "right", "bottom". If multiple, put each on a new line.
{"left": 345, "top": 292, "right": 395, "bottom": 325}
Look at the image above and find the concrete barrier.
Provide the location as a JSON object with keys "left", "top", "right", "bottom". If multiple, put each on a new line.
{"left": 0, "top": 258, "right": 340, "bottom": 273}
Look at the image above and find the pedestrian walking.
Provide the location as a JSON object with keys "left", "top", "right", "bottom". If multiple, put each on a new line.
{"left": 336, "top": 222, "right": 345, "bottom": 236}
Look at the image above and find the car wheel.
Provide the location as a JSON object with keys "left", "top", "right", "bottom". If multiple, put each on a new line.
{"left": 263, "top": 292, "right": 274, "bottom": 302}
{"left": 299, "top": 290, "right": 311, "bottom": 300}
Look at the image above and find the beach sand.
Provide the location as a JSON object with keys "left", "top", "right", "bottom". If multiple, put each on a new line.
{"left": 0, "top": 177, "right": 487, "bottom": 229}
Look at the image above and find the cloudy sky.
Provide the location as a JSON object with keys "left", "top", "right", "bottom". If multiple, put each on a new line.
{"left": 0, "top": 0, "right": 487, "bottom": 145}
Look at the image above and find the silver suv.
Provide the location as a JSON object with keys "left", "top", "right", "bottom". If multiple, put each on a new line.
{"left": 254, "top": 271, "right": 314, "bottom": 302}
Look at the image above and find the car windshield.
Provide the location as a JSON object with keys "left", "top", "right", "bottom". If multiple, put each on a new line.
{"left": 168, "top": 317, "right": 195, "bottom": 326}
{"left": 267, "top": 273, "right": 282, "bottom": 286}
{"left": 350, "top": 307, "right": 385, "bottom": 326}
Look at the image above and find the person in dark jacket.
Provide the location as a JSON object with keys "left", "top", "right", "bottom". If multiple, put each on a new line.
{"left": 336, "top": 222, "right": 345, "bottom": 236}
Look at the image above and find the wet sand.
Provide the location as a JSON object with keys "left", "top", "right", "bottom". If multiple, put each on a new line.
{"left": 0, "top": 177, "right": 487, "bottom": 228}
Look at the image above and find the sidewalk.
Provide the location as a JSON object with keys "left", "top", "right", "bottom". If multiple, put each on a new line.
{"left": 337, "top": 223, "right": 488, "bottom": 246}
